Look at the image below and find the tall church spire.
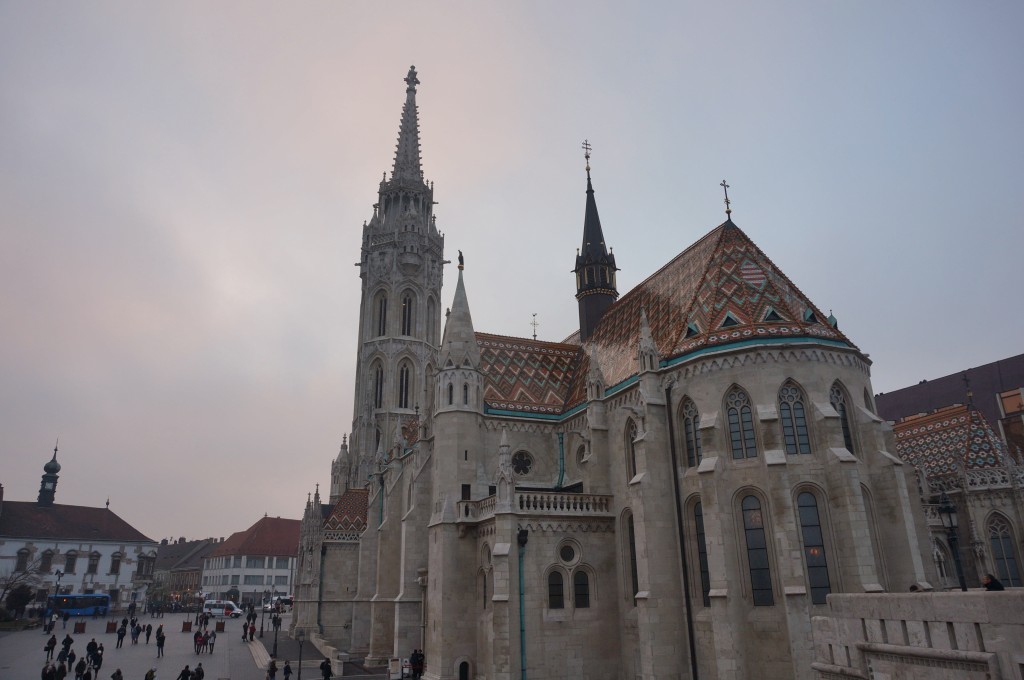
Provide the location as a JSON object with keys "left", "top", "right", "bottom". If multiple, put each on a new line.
{"left": 573, "top": 141, "right": 619, "bottom": 342}
{"left": 440, "top": 263, "right": 480, "bottom": 369}
{"left": 392, "top": 66, "right": 424, "bottom": 185}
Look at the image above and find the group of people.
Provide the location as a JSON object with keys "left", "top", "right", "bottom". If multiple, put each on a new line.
{"left": 172, "top": 663, "right": 204, "bottom": 680}
{"left": 116, "top": 618, "right": 153, "bottom": 648}
{"left": 191, "top": 628, "right": 217, "bottom": 654}
{"left": 41, "top": 632, "right": 104, "bottom": 679}
{"left": 408, "top": 650, "right": 425, "bottom": 679}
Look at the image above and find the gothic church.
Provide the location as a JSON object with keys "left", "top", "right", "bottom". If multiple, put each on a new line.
{"left": 294, "top": 67, "right": 934, "bottom": 680}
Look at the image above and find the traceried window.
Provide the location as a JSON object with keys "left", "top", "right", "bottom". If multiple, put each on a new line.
{"left": 573, "top": 570, "right": 590, "bottom": 608}
{"left": 375, "top": 293, "right": 388, "bottom": 337}
{"left": 694, "top": 502, "right": 711, "bottom": 607}
{"left": 742, "top": 495, "right": 774, "bottom": 606}
{"left": 830, "top": 383, "right": 855, "bottom": 453}
{"left": 797, "top": 492, "right": 831, "bottom": 604}
{"left": 511, "top": 451, "right": 533, "bottom": 476}
{"left": 726, "top": 387, "right": 758, "bottom": 459}
{"left": 398, "top": 362, "right": 411, "bottom": 409}
{"left": 681, "top": 398, "right": 702, "bottom": 467}
{"left": 779, "top": 382, "right": 811, "bottom": 455}
{"left": 401, "top": 294, "right": 415, "bottom": 336}
{"left": 989, "top": 515, "right": 1022, "bottom": 586}
{"left": 373, "top": 363, "right": 384, "bottom": 409}
{"left": 548, "top": 571, "right": 564, "bottom": 609}
{"left": 87, "top": 552, "right": 101, "bottom": 574}
{"left": 626, "top": 419, "right": 638, "bottom": 478}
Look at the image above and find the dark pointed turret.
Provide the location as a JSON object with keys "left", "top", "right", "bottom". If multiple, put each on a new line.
{"left": 37, "top": 440, "right": 61, "bottom": 507}
{"left": 573, "top": 142, "right": 618, "bottom": 342}
{"left": 392, "top": 66, "right": 424, "bottom": 185}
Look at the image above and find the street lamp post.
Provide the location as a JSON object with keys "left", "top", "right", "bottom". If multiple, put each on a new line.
{"left": 260, "top": 588, "right": 269, "bottom": 638}
{"left": 296, "top": 629, "right": 305, "bottom": 680}
{"left": 938, "top": 492, "right": 968, "bottom": 591}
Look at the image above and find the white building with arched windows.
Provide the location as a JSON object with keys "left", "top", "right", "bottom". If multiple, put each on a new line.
{"left": 294, "top": 67, "right": 935, "bottom": 680}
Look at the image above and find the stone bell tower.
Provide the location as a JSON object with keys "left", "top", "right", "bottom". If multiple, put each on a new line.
{"left": 350, "top": 66, "right": 445, "bottom": 486}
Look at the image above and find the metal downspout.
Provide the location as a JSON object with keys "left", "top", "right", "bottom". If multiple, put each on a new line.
{"left": 665, "top": 384, "right": 699, "bottom": 679}
{"left": 556, "top": 432, "right": 565, "bottom": 489}
{"left": 517, "top": 529, "right": 529, "bottom": 680}
{"left": 317, "top": 544, "right": 326, "bottom": 634}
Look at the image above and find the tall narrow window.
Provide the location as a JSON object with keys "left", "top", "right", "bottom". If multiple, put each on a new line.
{"left": 989, "top": 515, "right": 1022, "bottom": 586}
{"left": 830, "top": 383, "right": 855, "bottom": 453}
{"left": 779, "top": 382, "right": 811, "bottom": 455}
{"left": 694, "top": 502, "right": 711, "bottom": 607}
{"left": 726, "top": 387, "right": 758, "bottom": 459}
{"left": 64, "top": 551, "right": 77, "bottom": 574}
{"left": 375, "top": 293, "right": 388, "bottom": 337}
{"left": 482, "top": 571, "right": 488, "bottom": 609}
{"left": 626, "top": 513, "right": 639, "bottom": 605}
{"left": 110, "top": 553, "right": 122, "bottom": 576}
{"left": 681, "top": 398, "right": 702, "bottom": 467}
{"left": 373, "top": 363, "right": 384, "bottom": 409}
{"left": 797, "top": 492, "right": 831, "bottom": 604}
{"left": 573, "top": 571, "right": 590, "bottom": 608}
{"left": 463, "top": 383, "right": 469, "bottom": 405}
{"left": 742, "top": 495, "right": 774, "bottom": 606}
{"left": 40, "top": 550, "right": 53, "bottom": 573}
{"left": 398, "top": 363, "right": 411, "bottom": 409}
{"left": 401, "top": 294, "right": 414, "bottom": 336}
{"left": 427, "top": 298, "right": 437, "bottom": 344}
{"left": 87, "top": 552, "right": 101, "bottom": 575}
{"left": 626, "top": 419, "right": 638, "bottom": 479}
{"left": 15, "top": 549, "right": 29, "bottom": 572}
{"left": 548, "top": 571, "right": 564, "bottom": 609}
{"left": 447, "top": 383, "right": 454, "bottom": 405}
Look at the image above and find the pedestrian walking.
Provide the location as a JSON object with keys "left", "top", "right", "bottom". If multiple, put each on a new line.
{"left": 94, "top": 644, "right": 105, "bottom": 672}
{"left": 192, "top": 663, "right": 205, "bottom": 680}
{"left": 174, "top": 665, "right": 190, "bottom": 680}
{"left": 156, "top": 626, "right": 166, "bottom": 658}
{"left": 110, "top": 670, "right": 123, "bottom": 680}
{"left": 145, "top": 624, "right": 153, "bottom": 644}
{"left": 42, "top": 662, "right": 57, "bottom": 680}
{"left": 267, "top": 660, "right": 277, "bottom": 680}
{"left": 248, "top": 623, "right": 255, "bottom": 642}
{"left": 116, "top": 627, "right": 126, "bottom": 649}
{"left": 46, "top": 634, "right": 58, "bottom": 661}
{"left": 319, "top": 659, "right": 333, "bottom": 680}
{"left": 282, "top": 661, "right": 292, "bottom": 680}
{"left": 74, "top": 657, "right": 87, "bottom": 680}
{"left": 207, "top": 630, "right": 216, "bottom": 653}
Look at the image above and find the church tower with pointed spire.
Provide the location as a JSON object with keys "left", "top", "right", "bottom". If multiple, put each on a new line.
{"left": 351, "top": 66, "right": 445, "bottom": 486}
{"left": 573, "top": 146, "right": 618, "bottom": 342}
{"left": 37, "top": 441, "right": 61, "bottom": 507}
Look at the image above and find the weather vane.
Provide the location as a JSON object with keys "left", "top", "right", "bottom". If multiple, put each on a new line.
{"left": 720, "top": 179, "right": 732, "bottom": 218}
{"left": 582, "top": 139, "right": 592, "bottom": 176}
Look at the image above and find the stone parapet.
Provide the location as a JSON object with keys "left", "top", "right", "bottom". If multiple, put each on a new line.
{"left": 456, "top": 491, "right": 613, "bottom": 523}
{"left": 811, "top": 591, "right": 1024, "bottom": 679}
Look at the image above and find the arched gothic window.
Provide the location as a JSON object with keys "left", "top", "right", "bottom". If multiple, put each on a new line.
{"left": 779, "top": 382, "right": 811, "bottom": 455}
{"left": 830, "top": 383, "right": 856, "bottom": 453}
{"left": 625, "top": 511, "right": 639, "bottom": 606}
{"left": 401, "top": 293, "right": 415, "bottom": 336}
{"left": 989, "top": 515, "right": 1022, "bottom": 586}
{"left": 373, "top": 363, "right": 384, "bottom": 409}
{"left": 426, "top": 298, "right": 437, "bottom": 344}
{"left": 463, "top": 383, "right": 469, "bottom": 405}
{"left": 694, "top": 501, "right": 711, "bottom": 607}
{"left": 397, "top": 362, "right": 411, "bottom": 409}
{"left": 447, "top": 382, "right": 454, "bottom": 406}
{"left": 681, "top": 398, "right": 702, "bottom": 467}
{"left": 548, "top": 571, "right": 564, "bottom": 609}
{"left": 374, "top": 292, "right": 388, "bottom": 337}
{"left": 742, "top": 495, "right": 774, "bottom": 605}
{"left": 625, "top": 419, "right": 639, "bottom": 479}
{"left": 726, "top": 387, "right": 758, "bottom": 459}
{"left": 797, "top": 492, "right": 831, "bottom": 604}
{"left": 481, "top": 569, "right": 488, "bottom": 609}
{"left": 573, "top": 570, "right": 590, "bottom": 608}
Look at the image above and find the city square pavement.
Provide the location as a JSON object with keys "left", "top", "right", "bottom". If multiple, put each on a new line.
{"left": 0, "top": 612, "right": 325, "bottom": 680}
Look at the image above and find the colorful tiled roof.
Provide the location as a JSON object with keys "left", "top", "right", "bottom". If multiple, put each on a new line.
{"left": 0, "top": 501, "right": 154, "bottom": 543}
{"left": 476, "top": 333, "right": 582, "bottom": 415}
{"left": 564, "top": 220, "right": 852, "bottom": 407}
{"left": 210, "top": 516, "right": 300, "bottom": 558}
{"left": 893, "top": 404, "right": 1011, "bottom": 476}
{"left": 323, "top": 488, "right": 368, "bottom": 533}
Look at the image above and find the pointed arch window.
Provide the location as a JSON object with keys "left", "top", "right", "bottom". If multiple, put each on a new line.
{"left": 398, "top": 362, "right": 411, "bottom": 409}
{"left": 626, "top": 513, "right": 639, "bottom": 606}
{"left": 779, "top": 382, "right": 811, "bottom": 455}
{"left": 742, "top": 495, "right": 774, "bottom": 606}
{"left": 797, "top": 492, "right": 831, "bottom": 604}
{"left": 626, "top": 419, "right": 638, "bottom": 478}
{"left": 573, "top": 570, "right": 590, "bottom": 608}
{"left": 726, "top": 387, "right": 758, "bottom": 459}
{"left": 401, "top": 293, "right": 415, "bottom": 336}
{"left": 373, "top": 363, "right": 384, "bottom": 409}
{"left": 681, "top": 398, "right": 702, "bottom": 467}
{"left": 694, "top": 501, "right": 711, "bottom": 607}
{"left": 375, "top": 293, "right": 388, "bottom": 337}
{"left": 989, "top": 515, "right": 1022, "bottom": 586}
{"left": 463, "top": 383, "right": 469, "bottom": 405}
{"left": 548, "top": 571, "right": 565, "bottom": 609}
{"left": 830, "top": 383, "right": 855, "bottom": 453}
{"left": 447, "top": 382, "right": 454, "bottom": 406}
{"left": 426, "top": 298, "right": 438, "bottom": 345}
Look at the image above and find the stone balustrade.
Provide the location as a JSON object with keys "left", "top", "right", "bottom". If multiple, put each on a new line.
{"left": 457, "top": 491, "right": 613, "bottom": 523}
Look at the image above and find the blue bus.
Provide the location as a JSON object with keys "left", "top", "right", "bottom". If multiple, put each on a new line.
{"left": 46, "top": 594, "right": 111, "bottom": 617}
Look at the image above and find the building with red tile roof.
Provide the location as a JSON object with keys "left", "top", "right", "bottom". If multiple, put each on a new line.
{"left": 201, "top": 515, "right": 299, "bottom": 604}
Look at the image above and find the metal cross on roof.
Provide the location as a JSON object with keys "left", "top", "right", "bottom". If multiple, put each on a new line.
{"left": 582, "top": 139, "right": 592, "bottom": 175}
{"left": 720, "top": 179, "right": 732, "bottom": 218}
{"left": 531, "top": 313, "right": 540, "bottom": 341}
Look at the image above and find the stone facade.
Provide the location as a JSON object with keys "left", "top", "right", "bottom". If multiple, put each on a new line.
{"left": 295, "top": 67, "right": 936, "bottom": 680}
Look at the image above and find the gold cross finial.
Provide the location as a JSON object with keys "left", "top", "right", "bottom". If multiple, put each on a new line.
{"left": 582, "top": 139, "right": 592, "bottom": 177}
{"left": 720, "top": 180, "right": 732, "bottom": 218}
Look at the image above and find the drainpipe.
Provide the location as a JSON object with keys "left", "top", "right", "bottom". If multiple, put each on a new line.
{"left": 517, "top": 529, "right": 529, "bottom": 680}
{"left": 317, "top": 544, "right": 326, "bottom": 634}
{"left": 664, "top": 383, "right": 699, "bottom": 680}
{"left": 555, "top": 433, "right": 565, "bottom": 490}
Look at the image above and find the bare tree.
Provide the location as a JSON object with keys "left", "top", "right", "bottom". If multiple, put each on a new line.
{"left": 0, "top": 557, "right": 45, "bottom": 608}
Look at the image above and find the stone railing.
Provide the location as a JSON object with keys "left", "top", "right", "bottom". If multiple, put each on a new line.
{"left": 457, "top": 492, "right": 614, "bottom": 523}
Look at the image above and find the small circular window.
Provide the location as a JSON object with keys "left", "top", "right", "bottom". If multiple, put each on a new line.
{"left": 559, "top": 545, "right": 576, "bottom": 562}
{"left": 511, "top": 451, "right": 533, "bottom": 475}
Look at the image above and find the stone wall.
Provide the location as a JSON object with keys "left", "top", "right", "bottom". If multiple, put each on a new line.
{"left": 811, "top": 591, "right": 1024, "bottom": 679}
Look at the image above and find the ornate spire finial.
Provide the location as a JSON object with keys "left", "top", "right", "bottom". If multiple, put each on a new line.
{"left": 458, "top": 250, "right": 464, "bottom": 270}
{"left": 582, "top": 139, "right": 592, "bottom": 178}
{"left": 105, "top": 498, "right": 110, "bottom": 509}
{"left": 720, "top": 180, "right": 732, "bottom": 218}
{"left": 405, "top": 65, "right": 419, "bottom": 92}
{"left": 54, "top": 438, "right": 59, "bottom": 457}
{"left": 531, "top": 313, "right": 539, "bottom": 341}
{"left": 962, "top": 372, "right": 974, "bottom": 408}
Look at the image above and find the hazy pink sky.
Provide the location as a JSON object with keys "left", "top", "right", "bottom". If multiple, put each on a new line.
{"left": 2, "top": 2, "right": 1022, "bottom": 541}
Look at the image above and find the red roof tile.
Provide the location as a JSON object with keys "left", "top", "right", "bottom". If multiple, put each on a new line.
{"left": 324, "top": 488, "right": 368, "bottom": 532}
{"left": 893, "top": 404, "right": 1011, "bottom": 476}
{"left": 210, "top": 516, "right": 300, "bottom": 557}
{"left": 0, "top": 501, "right": 154, "bottom": 543}
{"left": 477, "top": 333, "right": 582, "bottom": 415}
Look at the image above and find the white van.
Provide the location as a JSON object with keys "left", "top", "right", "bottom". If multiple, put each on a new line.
{"left": 203, "top": 599, "right": 243, "bottom": 618}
